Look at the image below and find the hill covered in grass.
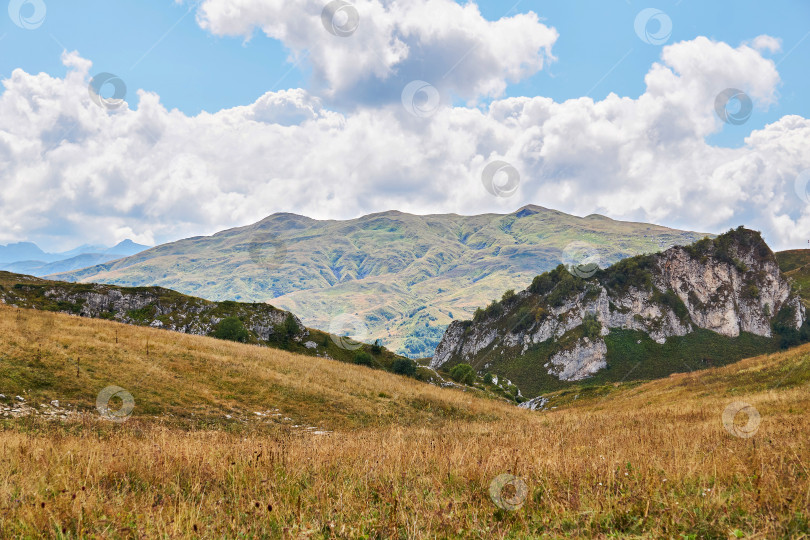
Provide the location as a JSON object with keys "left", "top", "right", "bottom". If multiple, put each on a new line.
{"left": 777, "top": 248, "right": 810, "bottom": 308}
{"left": 0, "top": 304, "right": 509, "bottom": 430}
{"left": 1, "top": 305, "right": 809, "bottom": 537}
{"left": 0, "top": 271, "right": 427, "bottom": 386}
{"left": 49, "top": 206, "right": 708, "bottom": 358}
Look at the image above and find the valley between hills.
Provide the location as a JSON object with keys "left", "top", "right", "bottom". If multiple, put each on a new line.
{"left": 4, "top": 215, "right": 809, "bottom": 404}
{"left": 48, "top": 205, "right": 709, "bottom": 359}
{"left": 1, "top": 299, "right": 809, "bottom": 537}
{"left": 2, "top": 214, "right": 810, "bottom": 538}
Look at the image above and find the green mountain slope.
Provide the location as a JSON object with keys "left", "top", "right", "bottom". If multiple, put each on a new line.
{"left": 775, "top": 249, "right": 810, "bottom": 273}
{"left": 776, "top": 249, "right": 810, "bottom": 308}
{"left": 50, "top": 206, "right": 709, "bottom": 358}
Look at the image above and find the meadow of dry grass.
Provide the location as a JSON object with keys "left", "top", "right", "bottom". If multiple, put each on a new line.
{"left": 1, "top": 305, "right": 809, "bottom": 538}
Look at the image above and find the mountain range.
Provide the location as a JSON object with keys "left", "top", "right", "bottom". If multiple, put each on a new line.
{"left": 48, "top": 206, "right": 709, "bottom": 358}
{"left": 0, "top": 239, "right": 149, "bottom": 276}
{"left": 9, "top": 224, "right": 808, "bottom": 403}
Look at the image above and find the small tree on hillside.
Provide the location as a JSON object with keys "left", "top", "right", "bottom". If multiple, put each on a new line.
{"left": 283, "top": 314, "right": 299, "bottom": 337}
{"left": 354, "top": 350, "right": 374, "bottom": 366}
{"left": 449, "top": 363, "right": 476, "bottom": 385}
{"left": 213, "top": 317, "right": 250, "bottom": 343}
{"left": 582, "top": 314, "right": 601, "bottom": 341}
{"left": 391, "top": 358, "right": 417, "bottom": 377}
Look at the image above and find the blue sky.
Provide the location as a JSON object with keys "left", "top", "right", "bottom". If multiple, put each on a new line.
{"left": 4, "top": 0, "right": 808, "bottom": 145}
{"left": 1, "top": 0, "right": 809, "bottom": 251}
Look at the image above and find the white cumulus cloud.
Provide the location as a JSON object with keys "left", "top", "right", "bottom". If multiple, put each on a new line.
{"left": 0, "top": 36, "right": 809, "bottom": 252}
{"left": 194, "top": 0, "right": 558, "bottom": 106}
{"left": 748, "top": 34, "right": 783, "bottom": 54}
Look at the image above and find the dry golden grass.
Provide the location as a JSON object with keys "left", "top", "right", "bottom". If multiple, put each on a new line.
{"left": 1, "top": 305, "right": 810, "bottom": 538}
{"left": 0, "top": 304, "right": 510, "bottom": 430}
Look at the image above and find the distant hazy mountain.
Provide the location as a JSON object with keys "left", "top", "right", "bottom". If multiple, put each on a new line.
{"left": 0, "top": 239, "right": 149, "bottom": 276}
{"left": 0, "top": 242, "right": 50, "bottom": 264}
{"left": 57, "top": 239, "right": 148, "bottom": 259}
{"left": 50, "top": 206, "right": 709, "bottom": 357}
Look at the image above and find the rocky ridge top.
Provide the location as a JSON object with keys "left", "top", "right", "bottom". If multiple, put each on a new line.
{"left": 432, "top": 228, "right": 807, "bottom": 386}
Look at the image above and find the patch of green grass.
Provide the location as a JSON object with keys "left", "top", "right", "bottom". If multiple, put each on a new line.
{"left": 126, "top": 305, "right": 156, "bottom": 322}
{"left": 453, "top": 328, "right": 782, "bottom": 398}
{"left": 775, "top": 249, "right": 810, "bottom": 273}
{"left": 599, "top": 328, "right": 779, "bottom": 383}
{"left": 778, "top": 250, "right": 810, "bottom": 308}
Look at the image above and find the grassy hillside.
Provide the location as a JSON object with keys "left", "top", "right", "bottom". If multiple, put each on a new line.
{"left": 0, "top": 304, "right": 506, "bottom": 430}
{"left": 1, "top": 306, "right": 809, "bottom": 537}
{"left": 775, "top": 249, "right": 810, "bottom": 273}
{"left": 541, "top": 335, "right": 810, "bottom": 411}
{"left": 474, "top": 328, "right": 784, "bottom": 398}
{"left": 0, "top": 271, "right": 429, "bottom": 386}
{"left": 777, "top": 249, "right": 810, "bottom": 308}
{"left": 788, "top": 264, "right": 810, "bottom": 308}
{"left": 49, "top": 206, "right": 708, "bottom": 358}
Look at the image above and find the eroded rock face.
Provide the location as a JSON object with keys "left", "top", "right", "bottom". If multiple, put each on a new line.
{"left": 654, "top": 246, "right": 794, "bottom": 338}
{"left": 431, "top": 229, "right": 805, "bottom": 387}
{"left": 432, "top": 322, "right": 467, "bottom": 369}
{"left": 547, "top": 338, "right": 607, "bottom": 381}
{"left": 517, "top": 396, "right": 548, "bottom": 411}
{"left": 2, "top": 282, "right": 307, "bottom": 342}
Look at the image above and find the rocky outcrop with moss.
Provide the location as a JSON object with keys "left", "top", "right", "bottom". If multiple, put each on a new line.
{"left": 431, "top": 228, "right": 807, "bottom": 385}
{"left": 0, "top": 272, "right": 307, "bottom": 344}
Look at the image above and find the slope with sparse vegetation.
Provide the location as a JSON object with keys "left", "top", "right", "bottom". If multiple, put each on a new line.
{"left": 777, "top": 248, "right": 810, "bottom": 309}
{"left": 0, "top": 271, "right": 434, "bottom": 386}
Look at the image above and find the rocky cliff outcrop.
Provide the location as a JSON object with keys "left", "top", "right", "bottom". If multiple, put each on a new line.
{"left": 0, "top": 273, "right": 307, "bottom": 343}
{"left": 431, "top": 228, "right": 807, "bottom": 389}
